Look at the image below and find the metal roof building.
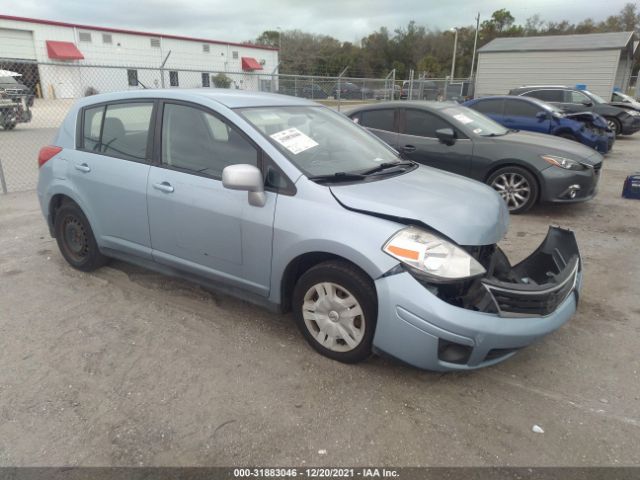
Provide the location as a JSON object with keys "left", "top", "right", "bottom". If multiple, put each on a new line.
{"left": 474, "top": 31, "right": 637, "bottom": 98}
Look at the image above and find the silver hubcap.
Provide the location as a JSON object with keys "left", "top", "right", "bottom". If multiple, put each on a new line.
{"left": 607, "top": 119, "right": 617, "bottom": 133}
{"left": 491, "top": 173, "right": 531, "bottom": 210}
{"left": 302, "top": 282, "right": 365, "bottom": 352}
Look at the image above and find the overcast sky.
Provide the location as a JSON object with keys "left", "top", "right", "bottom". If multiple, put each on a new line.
{"left": 1, "top": 0, "right": 630, "bottom": 43}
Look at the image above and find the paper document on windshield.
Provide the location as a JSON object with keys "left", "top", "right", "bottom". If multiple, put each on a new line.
{"left": 452, "top": 113, "right": 473, "bottom": 124}
{"left": 270, "top": 128, "right": 318, "bottom": 155}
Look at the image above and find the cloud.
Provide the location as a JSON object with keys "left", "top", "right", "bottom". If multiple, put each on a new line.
{"left": 2, "top": 0, "right": 623, "bottom": 43}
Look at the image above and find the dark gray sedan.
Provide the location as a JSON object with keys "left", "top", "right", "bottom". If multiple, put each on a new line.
{"left": 348, "top": 102, "right": 604, "bottom": 213}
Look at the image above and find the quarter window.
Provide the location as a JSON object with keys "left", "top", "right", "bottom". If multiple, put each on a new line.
{"left": 82, "top": 106, "right": 104, "bottom": 152}
{"left": 161, "top": 103, "right": 258, "bottom": 178}
{"left": 359, "top": 109, "right": 395, "bottom": 132}
{"left": 404, "top": 109, "right": 453, "bottom": 138}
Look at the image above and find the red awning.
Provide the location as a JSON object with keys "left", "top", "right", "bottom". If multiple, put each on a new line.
{"left": 46, "top": 41, "right": 84, "bottom": 60}
{"left": 241, "top": 57, "right": 263, "bottom": 71}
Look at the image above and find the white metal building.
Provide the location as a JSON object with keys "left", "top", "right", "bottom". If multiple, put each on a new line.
{"left": 0, "top": 15, "right": 278, "bottom": 99}
{"left": 475, "top": 31, "right": 637, "bottom": 98}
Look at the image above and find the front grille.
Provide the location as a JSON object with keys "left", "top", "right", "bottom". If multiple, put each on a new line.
{"left": 482, "top": 257, "right": 579, "bottom": 317}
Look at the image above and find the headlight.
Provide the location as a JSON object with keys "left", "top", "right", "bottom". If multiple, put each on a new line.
{"left": 383, "top": 226, "right": 486, "bottom": 281}
{"left": 541, "top": 154, "right": 584, "bottom": 170}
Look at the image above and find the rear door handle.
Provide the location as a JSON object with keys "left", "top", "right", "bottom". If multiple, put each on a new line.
{"left": 402, "top": 145, "right": 416, "bottom": 153}
{"left": 152, "top": 181, "right": 174, "bottom": 193}
{"left": 74, "top": 163, "right": 91, "bottom": 173}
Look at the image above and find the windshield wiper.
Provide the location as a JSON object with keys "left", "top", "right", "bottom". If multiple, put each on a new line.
{"left": 307, "top": 172, "right": 366, "bottom": 183}
{"left": 360, "top": 160, "right": 416, "bottom": 176}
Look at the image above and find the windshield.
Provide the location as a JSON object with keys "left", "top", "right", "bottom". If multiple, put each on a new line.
{"left": 0, "top": 76, "right": 19, "bottom": 85}
{"left": 237, "top": 106, "right": 399, "bottom": 177}
{"left": 584, "top": 90, "right": 606, "bottom": 104}
{"left": 614, "top": 91, "right": 635, "bottom": 103}
{"left": 440, "top": 105, "right": 509, "bottom": 137}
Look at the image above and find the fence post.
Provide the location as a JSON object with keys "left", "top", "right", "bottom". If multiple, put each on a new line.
{"left": 0, "top": 157, "right": 7, "bottom": 194}
{"left": 336, "top": 66, "right": 349, "bottom": 112}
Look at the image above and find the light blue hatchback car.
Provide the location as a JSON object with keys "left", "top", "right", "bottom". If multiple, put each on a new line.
{"left": 37, "top": 89, "right": 582, "bottom": 371}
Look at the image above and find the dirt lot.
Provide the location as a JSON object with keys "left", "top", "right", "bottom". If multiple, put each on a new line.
{"left": 0, "top": 136, "right": 639, "bottom": 467}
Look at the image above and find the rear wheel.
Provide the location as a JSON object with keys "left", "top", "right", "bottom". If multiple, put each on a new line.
{"left": 54, "top": 202, "right": 108, "bottom": 271}
{"left": 605, "top": 117, "right": 621, "bottom": 136}
{"left": 487, "top": 166, "right": 538, "bottom": 214}
{"left": 292, "top": 260, "right": 377, "bottom": 364}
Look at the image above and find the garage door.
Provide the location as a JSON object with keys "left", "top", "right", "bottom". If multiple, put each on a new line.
{"left": 0, "top": 28, "right": 36, "bottom": 60}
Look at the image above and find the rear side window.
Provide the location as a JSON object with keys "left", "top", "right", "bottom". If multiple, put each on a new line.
{"left": 82, "top": 106, "right": 104, "bottom": 152}
{"left": 523, "top": 90, "right": 563, "bottom": 102}
{"left": 359, "top": 109, "right": 395, "bottom": 132}
{"left": 504, "top": 99, "right": 540, "bottom": 117}
{"left": 80, "top": 102, "right": 153, "bottom": 162}
{"left": 404, "top": 109, "right": 452, "bottom": 138}
{"left": 161, "top": 103, "right": 258, "bottom": 178}
{"left": 469, "top": 99, "right": 504, "bottom": 115}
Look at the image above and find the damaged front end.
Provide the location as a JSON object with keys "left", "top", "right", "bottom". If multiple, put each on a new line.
{"left": 417, "top": 227, "right": 581, "bottom": 317}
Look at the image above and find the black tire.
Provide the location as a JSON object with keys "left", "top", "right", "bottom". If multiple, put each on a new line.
{"left": 292, "top": 260, "right": 377, "bottom": 364}
{"left": 487, "top": 166, "right": 539, "bottom": 214}
{"left": 605, "top": 117, "right": 622, "bottom": 136}
{"left": 54, "top": 202, "right": 108, "bottom": 272}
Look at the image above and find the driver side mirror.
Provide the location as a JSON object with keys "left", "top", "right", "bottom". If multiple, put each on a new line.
{"left": 536, "top": 111, "right": 548, "bottom": 121}
{"left": 435, "top": 128, "right": 456, "bottom": 146}
{"left": 222, "top": 164, "right": 266, "bottom": 207}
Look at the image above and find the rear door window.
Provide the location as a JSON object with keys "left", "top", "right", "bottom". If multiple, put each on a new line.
{"left": 359, "top": 109, "right": 395, "bottom": 132}
{"left": 469, "top": 99, "right": 504, "bottom": 115}
{"left": 504, "top": 99, "right": 540, "bottom": 117}
{"left": 523, "top": 89, "right": 563, "bottom": 102}
{"left": 81, "top": 101, "right": 154, "bottom": 162}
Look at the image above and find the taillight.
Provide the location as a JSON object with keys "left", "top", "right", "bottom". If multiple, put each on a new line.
{"left": 38, "top": 146, "right": 62, "bottom": 168}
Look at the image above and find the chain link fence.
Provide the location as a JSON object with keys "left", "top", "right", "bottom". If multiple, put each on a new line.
{"left": 0, "top": 58, "right": 469, "bottom": 194}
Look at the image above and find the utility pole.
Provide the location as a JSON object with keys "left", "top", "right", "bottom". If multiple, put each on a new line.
{"left": 450, "top": 28, "right": 458, "bottom": 80}
{"left": 470, "top": 13, "right": 480, "bottom": 79}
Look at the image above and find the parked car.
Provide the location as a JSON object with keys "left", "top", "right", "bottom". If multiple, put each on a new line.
{"left": 374, "top": 84, "right": 400, "bottom": 100}
{"left": 508, "top": 85, "right": 640, "bottom": 136}
{"left": 400, "top": 79, "right": 440, "bottom": 100}
{"left": 37, "top": 90, "right": 582, "bottom": 371}
{"left": 332, "top": 82, "right": 374, "bottom": 100}
{"left": 610, "top": 91, "right": 640, "bottom": 112}
{"left": 0, "top": 70, "right": 34, "bottom": 107}
{"left": 301, "top": 83, "right": 329, "bottom": 99}
{"left": 348, "top": 101, "right": 603, "bottom": 213}
{"left": 0, "top": 95, "right": 19, "bottom": 130}
{"left": 464, "top": 95, "right": 614, "bottom": 154}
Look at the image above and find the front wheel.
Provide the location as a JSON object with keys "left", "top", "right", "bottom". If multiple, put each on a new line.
{"left": 487, "top": 166, "right": 538, "bottom": 214}
{"left": 605, "top": 117, "right": 622, "bottom": 136}
{"left": 292, "top": 260, "right": 377, "bottom": 364}
{"left": 54, "top": 202, "right": 108, "bottom": 271}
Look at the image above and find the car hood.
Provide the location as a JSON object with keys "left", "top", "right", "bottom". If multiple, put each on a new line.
{"left": 488, "top": 130, "right": 601, "bottom": 163}
{"left": 610, "top": 100, "right": 640, "bottom": 111}
{"left": 329, "top": 166, "right": 509, "bottom": 246}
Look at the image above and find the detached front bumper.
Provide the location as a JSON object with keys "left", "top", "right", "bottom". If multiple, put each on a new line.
{"left": 373, "top": 227, "right": 581, "bottom": 371}
{"left": 620, "top": 116, "right": 640, "bottom": 135}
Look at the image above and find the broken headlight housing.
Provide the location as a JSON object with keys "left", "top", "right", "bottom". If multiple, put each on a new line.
{"left": 383, "top": 226, "right": 486, "bottom": 283}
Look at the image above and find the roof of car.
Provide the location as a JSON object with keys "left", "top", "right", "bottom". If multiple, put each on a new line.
{"left": 347, "top": 101, "right": 461, "bottom": 114}
{"left": 479, "top": 31, "right": 635, "bottom": 53}
{"left": 74, "top": 89, "right": 318, "bottom": 109}
{"left": 470, "top": 95, "right": 555, "bottom": 108}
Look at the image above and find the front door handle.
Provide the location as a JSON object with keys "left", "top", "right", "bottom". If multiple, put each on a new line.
{"left": 152, "top": 181, "right": 174, "bottom": 193}
{"left": 74, "top": 163, "right": 91, "bottom": 173}
{"left": 402, "top": 145, "right": 416, "bottom": 153}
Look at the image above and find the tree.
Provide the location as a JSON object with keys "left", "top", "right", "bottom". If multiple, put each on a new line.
{"left": 212, "top": 73, "right": 232, "bottom": 88}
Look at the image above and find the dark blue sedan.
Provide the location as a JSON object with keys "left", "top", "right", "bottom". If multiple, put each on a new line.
{"left": 464, "top": 96, "right": 614, "bottom": 154}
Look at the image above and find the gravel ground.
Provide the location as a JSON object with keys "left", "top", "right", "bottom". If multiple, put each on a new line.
{"left": 0, "top": 135, "right": 639, "bottom": 467}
